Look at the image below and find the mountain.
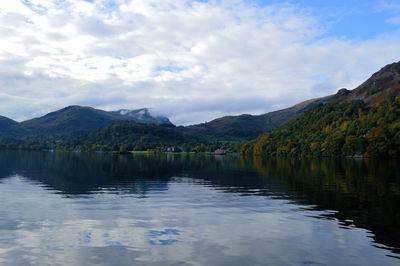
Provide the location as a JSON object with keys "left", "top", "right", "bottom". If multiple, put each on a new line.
{"left": 240, "top": 61, "right": 400, "bottom": 157}
{"left": 9, "top": 95, "right": 330, "bottom": 145}
{"left": 187, "top": 95, "right": 332, "bottom": 140}
{"left": 110, "top": 108, "right": 172, "bottom": 125}
{"left": 20, "top": 106, "right": 173, "bottom": 140}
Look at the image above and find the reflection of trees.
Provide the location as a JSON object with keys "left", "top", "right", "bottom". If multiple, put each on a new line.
{"left": 251, "top": 156, "right": 400, "bottom": 255}
{"left": 0, "top": 150, "right": 19, "bottom": 181}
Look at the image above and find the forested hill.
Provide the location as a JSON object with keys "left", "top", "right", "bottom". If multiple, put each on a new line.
{"left": 240, "top": 99, "right": 400, "bottom": 157}
{"left": 240, "top": 61, "right": 400, "bottom": 158}
{"left": 71, "top": 121, "right": 207, "bottom": 151}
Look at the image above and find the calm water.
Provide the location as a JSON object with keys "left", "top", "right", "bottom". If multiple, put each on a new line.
{"left": 0, "top": 151, "right": 399, "bottom": 265}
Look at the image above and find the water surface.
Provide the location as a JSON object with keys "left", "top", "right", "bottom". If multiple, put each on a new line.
{"left": 0, "top": 151, "right": 399, "bottom": 265}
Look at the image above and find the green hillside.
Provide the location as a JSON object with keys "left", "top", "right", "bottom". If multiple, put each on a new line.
{"left": 240, "top": 97, "right": 400, "bottom": 157}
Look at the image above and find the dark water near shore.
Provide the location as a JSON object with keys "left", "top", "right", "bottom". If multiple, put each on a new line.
{"left": 0, "top": 151, "right": 399, "bottom": 265}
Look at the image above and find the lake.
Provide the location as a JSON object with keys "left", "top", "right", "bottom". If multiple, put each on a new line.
{"left": 0, "top": 151, "right": 399, "bottom": 265}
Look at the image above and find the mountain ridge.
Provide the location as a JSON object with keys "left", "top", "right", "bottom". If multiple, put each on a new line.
{"left": 187, "top": 94, "right": 333, "bottom": 140}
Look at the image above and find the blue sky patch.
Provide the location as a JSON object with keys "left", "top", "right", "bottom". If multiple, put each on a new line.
{"left": 248, "top": 0, "right": 400, "bottom": 40}
{"left": 156, "top": 66, "right": 185, "bottom": 73}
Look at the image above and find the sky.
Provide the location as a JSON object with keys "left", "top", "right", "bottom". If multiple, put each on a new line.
{"left": 0, "top": 0, "right": 400, "bottom": 125}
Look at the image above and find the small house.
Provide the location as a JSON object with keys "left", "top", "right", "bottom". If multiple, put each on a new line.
{"left": 214, "top": 149, "right": 227, "bottom": 155}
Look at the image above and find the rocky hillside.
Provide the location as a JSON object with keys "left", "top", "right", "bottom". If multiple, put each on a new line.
{"left": 331, "top": 61, "right": 400, "bottom": 105}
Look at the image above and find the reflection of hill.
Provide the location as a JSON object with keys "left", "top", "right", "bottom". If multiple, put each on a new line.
{"left": 249, "top": 157, "right": 400, "bottom": 256}
{"left": 0, "top": 151, "right": 174, "bottom": 195}
{"left": 0, "top": 151, "right": 399, "bottom": 256}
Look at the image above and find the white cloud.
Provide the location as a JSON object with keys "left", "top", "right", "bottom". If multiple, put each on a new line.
{"left": 0, "top": 0, "right": 399, "bottom": 125}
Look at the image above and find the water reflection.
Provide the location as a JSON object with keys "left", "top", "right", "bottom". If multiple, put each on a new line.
{"left": 0, "top": 150, "right": 399, "bottom": 264}
{"left": 251, "top": 156, "right": 400, "bottom": 256}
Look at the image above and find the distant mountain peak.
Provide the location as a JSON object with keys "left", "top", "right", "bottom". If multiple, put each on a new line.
{"left": 118, "top": 108, "right": 148, "bottom": 117}
{"left": 112, "top": 108, "right": 173, "bottom": 125}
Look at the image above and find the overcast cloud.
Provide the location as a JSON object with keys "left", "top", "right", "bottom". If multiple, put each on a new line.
{"left": 0, "top": 0, "right": 400, "bottom": 125}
